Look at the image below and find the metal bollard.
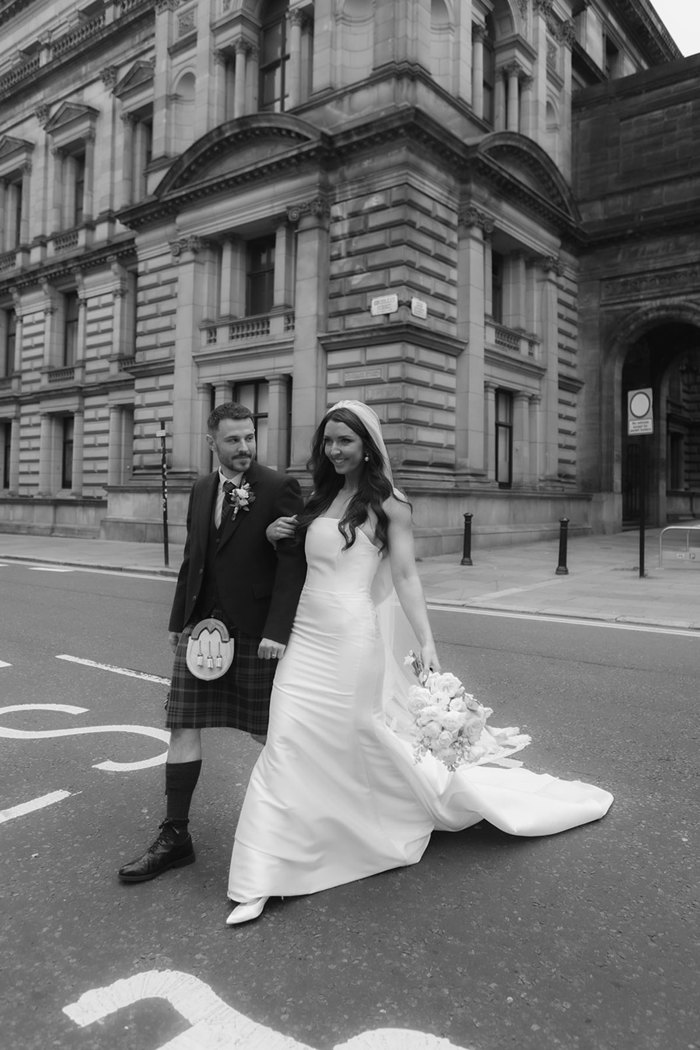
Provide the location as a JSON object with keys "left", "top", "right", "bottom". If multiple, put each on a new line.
{"left": 461, "top": 512, "right": 473, "bottom": 566}
{"left": 555, "top": 517, "right": 569, "bottom": 575}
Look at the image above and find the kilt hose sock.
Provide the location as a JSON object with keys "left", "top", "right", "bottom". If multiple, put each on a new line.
{"left": 165, "top": 760, "right": 202, "bottom": 826}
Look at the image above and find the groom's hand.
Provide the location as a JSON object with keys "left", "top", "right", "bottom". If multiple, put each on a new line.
{"left": 258, "top": 638, "right": 286, "bottom": 660}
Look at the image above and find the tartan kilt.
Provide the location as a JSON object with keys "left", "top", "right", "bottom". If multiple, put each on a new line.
{"left": 165, "top": 623, "right": 276, "bottom": 733}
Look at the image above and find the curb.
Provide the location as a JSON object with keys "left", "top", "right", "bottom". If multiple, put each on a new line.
{"left": 0, "top": 553, "right": 178, "bottom": 579}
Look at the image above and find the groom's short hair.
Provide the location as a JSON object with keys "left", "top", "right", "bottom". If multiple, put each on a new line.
{"left": 207, "top": 402, "right": 254, "bottom": 434}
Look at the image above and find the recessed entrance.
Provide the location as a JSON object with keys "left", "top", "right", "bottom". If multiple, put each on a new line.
{"left": 621, "top": 323, "right": 700, "bottom": 526}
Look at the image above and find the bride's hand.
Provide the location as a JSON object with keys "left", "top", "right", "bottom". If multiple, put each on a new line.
{"left": 266, "top": 515, "right": 298, "bottom": 545}
{"left": 420, "top": 643, "right": 441, "bottom": 674}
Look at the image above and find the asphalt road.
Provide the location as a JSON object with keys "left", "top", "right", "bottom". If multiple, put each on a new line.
{"left": 1, "top": 562, "right": 698, "bottom": 1050}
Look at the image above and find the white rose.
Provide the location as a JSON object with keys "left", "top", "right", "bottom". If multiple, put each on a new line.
{"left": 441, "top": 711, "right": 465, "bottom": 732}
{"left": 432, "top": 673, "right": 464, "bottom": 698}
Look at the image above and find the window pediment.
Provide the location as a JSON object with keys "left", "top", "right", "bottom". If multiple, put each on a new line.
{"left": 44, "top": 102, "right": 99, "bottom": 149}
{"left": 474, "top": 132, "right": 579, "bottom": 223}
{"left": 0, "top": 134, "right": 33, "bottom": 177}
{"left": 157, "top": 115, "right": 323, "bottom": 196}
{"left": 113, "top": 60, "right": 155, "bottom": 101}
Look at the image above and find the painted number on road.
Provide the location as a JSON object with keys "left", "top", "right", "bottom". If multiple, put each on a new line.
{"left": 64, "top": 970, "right": 467, "bottom": 1049}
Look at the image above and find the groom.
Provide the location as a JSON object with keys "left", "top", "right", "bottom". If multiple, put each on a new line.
{"left": 118, "top": 402, "right": 306, "bottom": 883}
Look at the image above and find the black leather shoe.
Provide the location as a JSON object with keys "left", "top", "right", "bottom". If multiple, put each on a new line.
{"left": 118, "top": 821, "right": 195, "bottom": 883}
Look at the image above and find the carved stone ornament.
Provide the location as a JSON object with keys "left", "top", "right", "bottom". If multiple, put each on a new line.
{"left": 558, "top": 19, "right": 576, "bottom": 47}
{"left": 458, "top": 205, "right": 494, "bottom": 232}
{"left": 533, "top": 0, "right": 553, "bottom": 15}
{"left": 100, "top": 66, "right": 118, "bottom": 89}
{"left": 170, "top": 236, "right": 203, "bottom": 258}
{"left": 155, "top": 0, "right": 180, "bottom": 12}
{"left": 286, "top": 197, "right": 331, "bottom": 224}
{"left": 35, "top": 104, "right": 51, "bottom": 128}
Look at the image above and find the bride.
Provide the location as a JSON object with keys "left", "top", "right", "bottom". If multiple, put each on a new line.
{"left": 226, "top": 400, "right": 613, "bottom": 924}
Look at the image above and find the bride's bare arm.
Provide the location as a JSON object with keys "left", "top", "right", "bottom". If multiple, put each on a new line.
{"left": 385, "top": 497, "right": 441, "bottom": 673}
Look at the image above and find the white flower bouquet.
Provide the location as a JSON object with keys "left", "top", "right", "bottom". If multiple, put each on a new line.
{"left": 404, "top": 651, "right": 530, "bottom": 771}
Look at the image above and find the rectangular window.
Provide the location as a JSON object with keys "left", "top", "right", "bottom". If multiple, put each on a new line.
{"left": 491, "top": 252, "right": 504, "bottom": 323}
{"left": 234, "top": 380, "right": 270, "bottom": 464}
{"left": 61, "top": 416, "right": 74, "bottom": 490}
{"left": 260, "top": 6, "right": 288, "bottom": 112}
{"left": 71, "top": 151, "right": 86, "bottom": 226}
{"left": 135, "top": 117, "right": 153, "bottom": 201}
{"left": 1, "top": 421, "right": 10, "bottom": 489}
{"left": 482, "top": 32, "right": 495, "bottom": 125}
{"left": 63, "top": 293, "right": 80, "bottom": 367}
{"left": 246, "top": 236, "right": 275, "bottom": 316}
{"left": 669, "top": 432, "right": 684, "bottom": 491}
{"left": 6, "top": 176, "right": 23, "bottom": 248}
{"left": 495, "top": 390, "right": 513, "bottom": 488}
{"left": 2, "top": 310, "right": 15, "bottom": 377}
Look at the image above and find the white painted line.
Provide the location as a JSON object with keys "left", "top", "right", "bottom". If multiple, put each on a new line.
{"left": 29, "top": 566, "right": 73, "bottom": 572}
{"left": 64, "top": 969, "right": 468, "bottom": 1049}
{"left": 56, "top": 654, "right": 171, "bottom": 686}
{"left": 427, "top": 603, "right": 700, "bottom": 637}
{"left": 0, "top": 660, "right": 11, "bottom": 668}
{"left": 0, "top": 703, "right": 169, "bottom": 772}
{"left": 0, "top": 790, "right": 72, "bottom": 824}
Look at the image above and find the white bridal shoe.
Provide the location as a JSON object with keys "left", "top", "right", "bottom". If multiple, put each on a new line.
{"left": 226, "top": 897, "right": 269, "bottom": 925}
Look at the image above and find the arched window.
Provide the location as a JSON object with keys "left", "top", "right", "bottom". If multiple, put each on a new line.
{"left": 430, "top": 0, "right": 453, "bottom": 90}
{"left": 337, "top": 0, "right": 373, "bottom": 87}
{"left": 172, "top": 72, "right": 196, "bottom": 152}
{"left": 259, "top": 0, "right": 289, "bottom": 112}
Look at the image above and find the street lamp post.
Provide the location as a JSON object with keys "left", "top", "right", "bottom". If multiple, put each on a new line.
{"left": 157, "top": 424, "right": 169, "bottom": 568}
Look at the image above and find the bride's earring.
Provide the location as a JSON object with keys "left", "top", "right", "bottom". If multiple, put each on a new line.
{"left": 364, "top": 454, "right": 369, "bottom": 462}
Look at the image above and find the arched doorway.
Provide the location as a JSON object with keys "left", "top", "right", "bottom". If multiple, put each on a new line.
{"left": 621, "top": 322, "right": 700, "bottom": 526}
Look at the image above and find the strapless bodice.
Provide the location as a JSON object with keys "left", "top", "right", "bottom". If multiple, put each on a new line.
{"left": 303, "top": 517, "right": 382, "bottom": 596}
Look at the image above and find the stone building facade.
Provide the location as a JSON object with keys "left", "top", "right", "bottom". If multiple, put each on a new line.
{"left": 0, "top": 0, "right": 692, "bottom": 553}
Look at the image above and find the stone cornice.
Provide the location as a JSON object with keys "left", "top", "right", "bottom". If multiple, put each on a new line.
{"left": 0, "top": 0, "right": 154, "bottom": 103}
{"left": 320, "top": 324, "right": 467, "bottom": 358}
{"left": 608, "top": 0, "right": 682, "bottom": 63}
{"left": 0, "top": 235, "right": 136, "bottom": 297}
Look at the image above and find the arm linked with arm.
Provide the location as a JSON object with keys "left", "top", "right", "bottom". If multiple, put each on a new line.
{"left": 260, "top": 476, "right": 307, "bottom": 645}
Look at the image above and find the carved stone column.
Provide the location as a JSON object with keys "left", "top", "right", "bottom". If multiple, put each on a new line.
{"left": 170, "top": 236, "right": 209, "bottom": 471}
{"left": 70, "top": 408, "right": 85, "bottom": 497}
{"left": 8, "top": 413, "right": 21, "bottom": 494}
{"left": 37, "top": 413, "right": 53, "bottom": 496}
{"left": 286, "top": 198, "right": 330, "bottom": 468}
{"left": 287, "top": 10, "right": 304, "bottom": 109}
{"left": 471, "top": 25, "right": 485, "bottom": 120}
{"left": 540, "top": 255, "right": 562, "bottom": 479}
{"left": 233, "top": 40, "right": 248, "bottom": 119}
{"left": 505, "top": 62, "right": 522, "bottom": 133}
{"left": 456, "top": 206, "right": 488, "bottom": 474}
{"left": 513, "top": 391, "right": 530, "bottom": 485}
{"left": 266, "top": 374, "right": 290, "bottom": 472}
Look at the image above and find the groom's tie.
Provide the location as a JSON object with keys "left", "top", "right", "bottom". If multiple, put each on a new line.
{"left": 219, "top": 480, "right": 235, "bottom": 529}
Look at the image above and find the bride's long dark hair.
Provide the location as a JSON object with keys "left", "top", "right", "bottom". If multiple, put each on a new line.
{"left": 297, "top": 407, "right": 396, "bottom": 552}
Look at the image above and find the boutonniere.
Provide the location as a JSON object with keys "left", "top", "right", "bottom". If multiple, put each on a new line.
{"left": 225, "top": 480, "right": 256, "bottom": 517}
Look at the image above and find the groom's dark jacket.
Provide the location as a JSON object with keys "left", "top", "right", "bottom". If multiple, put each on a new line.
{"left": 168, "top": 460, "right": 306, "bottom": 644}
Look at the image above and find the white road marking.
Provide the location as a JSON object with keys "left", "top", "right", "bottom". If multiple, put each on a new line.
{"left": 0, "top": 789, "right": 72, "bottom": 824}
{"left": 64, "top": 969, "right": 466, "bottom": 1049}
{"left": 56, "top": 654, "right": 171, "bottom": 686}
{"left": 0, "top": 704, "right": 169, "bottom": 771}
{"left": 0, "top": 660, "right": 11, "bottom": 668}
{"left": 427, "top": 603, "right": 700, "bottom": 637}
{"left": 28, "top": 566, "right": 73, "bottom": 572}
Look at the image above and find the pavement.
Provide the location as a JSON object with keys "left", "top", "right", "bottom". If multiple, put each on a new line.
{"left": 1, "top": 523, "right": 699, "bottom": 631}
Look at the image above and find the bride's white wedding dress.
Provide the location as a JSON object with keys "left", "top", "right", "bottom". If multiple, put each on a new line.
{"left": 228, "top": 518, "right": 613, "bottom": 902}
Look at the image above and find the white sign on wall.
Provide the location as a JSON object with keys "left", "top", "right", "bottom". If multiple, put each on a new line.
{"left": 628, "top": 388, "right": 653, "bottom": 435}
{"left": 370, "top": 294, "right": 398, "bottom": 316}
